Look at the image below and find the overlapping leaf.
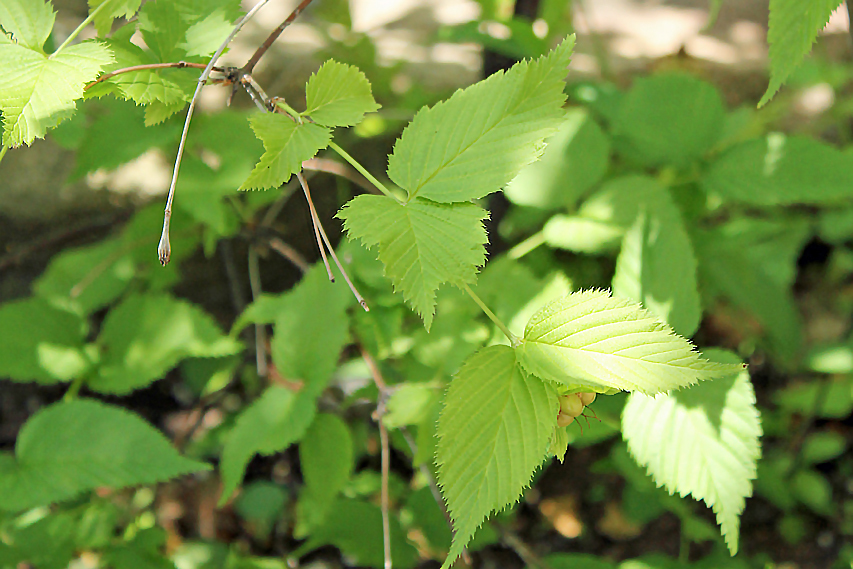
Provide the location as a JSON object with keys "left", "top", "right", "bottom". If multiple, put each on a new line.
{"left": 386, "top": 36, "right": 574, "bottom": 202}
{"left": 518, "top": 290, "right": 744, "bottom": 395}
{"left": 0, "top": 399, "right": 208, "bottom": 512}
{"left": 240, "top": 113, "right": 331, "bottom": 190}
{"left": 0, "top": 35, "right": 112, "bottom": 146}
{"left": 761, "top": 0, "right": 844, "bottom": 106}
{"left": 436, "top": 345, "right": 557, "bottom": 568}
{"left": 304, "top": 60, "right": 380, "bottom": 127}
{"left": 219, "top": 264, "right": 352, "bottom": 502}
{"left": 88, "top": 293, "right": 241, "bottom": 394}
{"left": 88, "top": 0, "right": 142, "bottom": 36}
{"left": 623, "top": 350, "right": 762, "bottom": 554}
{"left": 611, "top": 177, "right": 701, "bottom": 337}
{"left": 338, "top": 194, "right": 488, "bottom": 329}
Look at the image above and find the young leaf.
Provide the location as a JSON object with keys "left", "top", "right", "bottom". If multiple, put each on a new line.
{"left": 702, "top": 134, "right": 853, "bottom": 206}
{"left": 88, "top": 293, "right": 241, "bottom": 394}
{"left": 88, "top": 0, "right": 142, "bottom": 36}
{"left": 517, "top": 290, "right": 743, "bottom": 395}
{"left": 0, "top": 298, "right": 88, "bottom": 383}
{"left": 386, "top": 35, "right": 574, "bottom": 203}
{"left": 611, "top": 178, "right": 701, "bottom": 337}
{"left": 296, "top": 414, "right": 354, "bottom": 536}
{"left": 760, "top": 0, "right": 844, "bottom": 107}
{"left": 338, "top": 194, "right": 488, "bottom": 329}
{"left": 0, "top": 399, "right": 209, "bottom": 512}
{"left": 304, "top": 60, "right": 380, "bottom": 127}
{"left": 240, "top": 113, "right": 331, "bottom": 190}
{"left": 220, "top": 264, "right": 352, "bottom": 502}
{"left": 622, "top": 350, "right": 762, "bottom": 555}
{"left": 0, "top": 35, "right": 113, "bottom": 146}
{"left": 613, "top": 74, "right": 724, "bottom": 167}
{"left": 436, "top": 345, "right": 558, "bottom": 568}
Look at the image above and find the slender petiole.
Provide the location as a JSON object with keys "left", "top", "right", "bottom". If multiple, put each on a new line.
{"left": 460, "top": 281, "right": 519, "bottom": 346}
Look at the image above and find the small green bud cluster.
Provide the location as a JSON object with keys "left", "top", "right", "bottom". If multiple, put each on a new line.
{"left": 556, "top": 392, "right": 596, "bottom": 427}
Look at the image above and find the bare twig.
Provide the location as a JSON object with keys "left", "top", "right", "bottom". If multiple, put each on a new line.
{"left": 297, "top": 172, "right": 369, "bottom": 311}
{"left": 302, "top": 157, "right": 381, "bottom": 195}
{"left": 268, "top": 237, "right": 309, "bottom": 272}
{"left": 243, "top": 0, "right": 316, "bottom": 74}
{"left": 159, "top": 0, "right": 274, "bottom": 266}
{"left": 495, "top": 524, "right": 553, "bottom": 569}
{"left": 220, "top": 239, "right": 247, "bottom": 314}
{"left": 84, "top": 62, "right": 218, "bottom": 91}
{"left": 361, "top": 347, "right": 393, "bottom": 569}
{"left": 248, "top": 247, "right": 268, "bottom": 378}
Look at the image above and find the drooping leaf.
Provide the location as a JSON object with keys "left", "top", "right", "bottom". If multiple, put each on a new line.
{"left": 702, "top": 134, "right": 853, "bottom": 205}
{"left": 240, "top": 113, "right": 331, "bottom": 190}
{"left": 0, "top": 297, "right": 89, "bottom": 384}
{"left": 622, "top": 350, "right": 762, "bottom": 555}
{"left": 0, "top": 399, "right": 208, "bottom": 512}
{"left": 88, "top": 293, "right": 241, "bottom": 394}
{"left": 0, "top": 34, "right": 113, "bottom": 146}
{"left": 295, "top": 414, "right": 354, "bottom": 536}
{"left": 219, "top": 264, "right": 352, "bottom": 502}
{"left": 613, "top": 74, "right": 724, "bottom": 167}
{"left": 88, "top": 0, "right": 142, "bottom": 36}
{"left": 517, "top": 290, "right": 744, "bottom": 395}
{"left": 338, "top": 194, "right": 488, "bottom": 329}
{"left": 304, "top": 60, "right": 380, "bottom": 127}
{"left": 611, "top": 178, "right": 701, "bottom": 337}
{"left": 386, "top": 36, "right": 574, "bottom": 202}
{"left": 505, "top": 107, "right": 610, "bottom": 209}
{"left": 760, "top": 0, "right": 844, "bottom": 106}
{"left": 436, "top": 345, "right": 558, "bottom": 568}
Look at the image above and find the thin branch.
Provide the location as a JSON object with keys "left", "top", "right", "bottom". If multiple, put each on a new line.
{"left": 297, "top": 172, "right": 369, "bottom": 311}
{"left": 361, "top": 347, "right": 392, "bottom": 569}
{"left": 268, "top": 237, "right": 309, "bottom": 272}
{"left": 85, "top": 62, "right": 216, "bottom": 91}
{"left": 159, "top": 0, "right": 274, "bottom": 266}
{"left": 220, "top": 239, "right": 247, "bottom": 314}
{"left": 494, "top": 524, "right": 553, "bottom": 569}
{"left": 302, "top": 157, "right": 381, "bottom": 195}
{"left": 243, "top": 0, "right": 316, "bottom": 74}
{"left": 248, "top": 247, "right": 268, "bottom": 378}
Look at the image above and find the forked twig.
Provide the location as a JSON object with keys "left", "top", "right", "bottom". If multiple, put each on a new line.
{"left": 159, "top": 0, "right": 274, "bottom": 266}
{"left": 243, "top": 0, "right": 316, "bottom": 74}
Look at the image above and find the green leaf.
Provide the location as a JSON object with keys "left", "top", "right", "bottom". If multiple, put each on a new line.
{"left": 88, "top": 0, "right": 142, "bottom": 36}
{"left": 386, "top": 36, "right": 573, "bottom": 202}
{"left": 219, "top": 265, "right": 352, "bottom": 503}
{"left": 622, "top": 349, "right": 762, "bottom": 555}
{"left": 338, "top": 194, "right": 488, "bottom": 329}
{"left": 611, "top": 179, "right": 701, "bottom": 337}
{"left": 293, "top": 498, "right": 418, "bottom": 569}
{"left": 304, "top": 60, "right": 380, "bottom": 127}
{"left": 295, "top": 414, "right": 354, "bottom": 536}
{"left": 0, "top": 298, "right": 89, "bottom": 383}
{"left": 88, "top": 293, "right": 241, "bottom": 394}
{"left": 241, "top": 113, "right": 331, "bottom": 190}
{"left": 0, "top": 36, "right": 113, "bottom": 146}
{"left": 702, "top": 134, "right": 853, "bottom": 205}
{"left": 505, "top": 107, "right": 610, "bottom": 209}
{"left": 0, "top": 399, "right": 208, "bottom": 512}
{"left": 613, "top": 73, "right": 724, "bottom": 167}
{"left": 0, "top": 0, "right": 55, "bottom": 50}
{"left": 760, "top": 0, "right": 844, "bottom": 106}
{"left": 517, "top": 290, "right": 744, "bottom": 395}
{"left": 436, "top": 345, "right": 558, "bottom": 568}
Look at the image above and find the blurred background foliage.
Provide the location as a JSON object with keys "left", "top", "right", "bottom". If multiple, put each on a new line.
{"left": 1, "top": 0, "right": 852, "bottom": 568}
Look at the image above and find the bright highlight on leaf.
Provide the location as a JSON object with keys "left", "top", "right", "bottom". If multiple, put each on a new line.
{"left": 622, "top": 349, "right": 762, "bottom": 555}
{"left": 0, "top": 399, "right": 209, "bottom": 512}
{"left": 436, "top": 345, "right": 557, "bottom": 568}
{"left": 760, "top": 0, "right": 844, "bottom": 107}
{"left": 386, "top": 35, "right": 574, "bottom": 203}
{"left": 0, "top": 34, "right": 113, "bottom": 146}
{"left": 338, "top": 194, "right": 488, "bottom": 329}
{"left": 241, "top": 113, "right": 331, "bottom": 190}
{"left": 518, "top": 290, "right": 743, "bottom": 395}
{"left": 304, "top": 60, "right": 380, "bottom": 127}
